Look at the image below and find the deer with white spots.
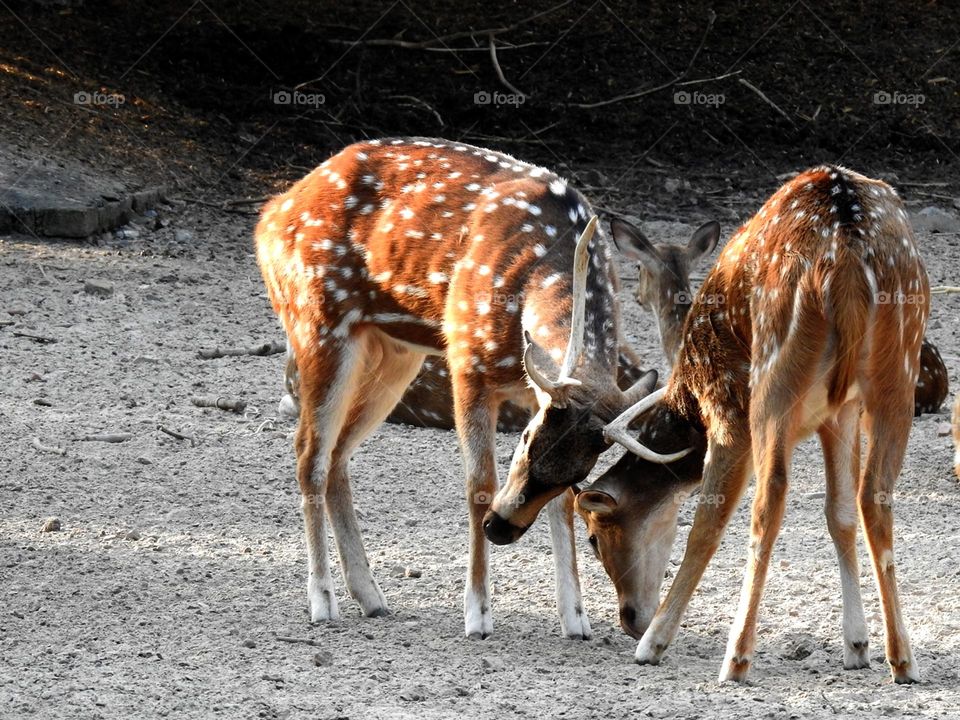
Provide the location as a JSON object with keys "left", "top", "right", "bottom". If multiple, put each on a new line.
{"left": 489, "top": 166, "right": 928, "bottom": 684}
{"left": 255, "top": 137, "right": 668, "bottom": 639}
{"left": 278, "top": 222, "right": 722, "bottom": 431}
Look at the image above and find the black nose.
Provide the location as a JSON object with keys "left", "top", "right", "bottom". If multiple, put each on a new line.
{"left": 619, "top": 605, "right": 647, "bottom": 640}
{"left": 482, "top": 510, "right": 528, "bottom": 545}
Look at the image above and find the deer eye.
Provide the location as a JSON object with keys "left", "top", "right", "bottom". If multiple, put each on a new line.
{"left": 588, "top": 534, "right": 598, "bottom": 548}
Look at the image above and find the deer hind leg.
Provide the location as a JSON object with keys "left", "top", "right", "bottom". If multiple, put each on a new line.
{"left": 547, "top": 489, "right": 592, "bottom": 639}
{"left": 327, "top": 332, "right": 425, "bottom": 617}
{"left": 719, "top": 406, "right": 803, "bottom": 683}
{"left": 450, "top": 375, "right": 499, "bottom": 639}
{"left": 279, "top": 337, "right": 301, "bottom": 419}
{"left": 818, "top": 401, "right": 870, "bottom": 670}
{"left": 860, "top": 391, "right": 920, "bottom": 683}
{"left": 635, "top": 437, "right": 752, "bottom": 666}
{"left": 294, "top": 336, "right": 366, "bottom": 623}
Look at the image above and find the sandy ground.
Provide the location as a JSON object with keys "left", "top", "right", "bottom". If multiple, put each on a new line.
{"left": 2, "top": 206, "right": 959, "bottom": 720}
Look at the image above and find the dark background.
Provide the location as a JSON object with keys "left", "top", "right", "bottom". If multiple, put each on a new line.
{"left": 2, "top": 0, "right": 958, "bottom": 218}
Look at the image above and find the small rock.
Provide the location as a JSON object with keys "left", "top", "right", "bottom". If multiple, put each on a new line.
{"left": 174, "top": 229, "right": 194, "bottom": 243}
{"left": 83, "top": 280, "right": 114, "bottom": 298}
{"left": 136, "top": 456, "right": 153, "bottom": 465}
{"left": 313, "top": 651, "right": 333, "bottom": 666}
{"left": 664, "top": 177, "right": 682, "bottom": 193}
{"left": 398, "top": 684, "right": 426, "bottom": 702}
{"left": 389, "top": 564, "right": 407, "bottom": 578}
{"left": 124, "top": 529, "right": 141, "bottom": 541}
{"left": 40, "top": 517, "right": 61, "bottom": 533}
{"left": 242, "top": 638, "right": 256, "bottom": 648}
{"left": 937, "top": 422, "right": 952, "bottom": 437}
{"left": 404, "top": 567, "right": 422, "bottom": 578}
{"left": 116, "top": 227, "right": 140, "bottom": 240}
{"left": 481, "top": 656, "right": 505, "bottom": 671}
{"left": 780, "top": 632, "right": 817, "bottom": 660}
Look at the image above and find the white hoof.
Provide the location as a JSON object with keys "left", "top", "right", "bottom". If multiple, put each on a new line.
{"left": 308, "top": 576, "right": 340, "bottom": 623}
{"left": 559, "top": 604, "right": 592, "bottom": 640}
{"left": 279, "top": 393, "right": 299, "bottom": 419}
{"left": 843, "top": 637, "right": 870, "bottom": 670}
{"left": 464, "top": 588, "right": 493, "bottom": 639}
{"left": 634, "top": 631, "right": 667, "bottom": 665}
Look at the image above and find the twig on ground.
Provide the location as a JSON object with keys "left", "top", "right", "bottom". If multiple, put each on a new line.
{"left": 275, "top": 636, "right": 322, "bottom": 646}
{"left": 572, "top": 10, "right": 718, "bottom": 109}
{"left": 225, "top": 196, "right": 271, "bottom": 206}
{"left": 157, "top": 425, "right": 196, "bottom": 446}
{"left": 12, "top": 332, "right": 58, "bottom": 344}
{"left": 738, "top": 77, "right": 796, "bottom": 127}
{"left": 191, "top": 395, "right": 248, "bottom": 414}
{"left": 0, "top": 320, "right": 15, "bottom": 328}
{"left": 198, "top": 341, "right": 286, "bottom": 360}
{"left": 32, "top": 437, "right": 66, "bottom": 456}
{"left": 930, "top": 286, "right": 960, "bottom": 294}
{"left": 488, "top": 35, "right": 526, "bottom": 98}
{"left": 76, "top": 433, "right": 133, "bottom": 443}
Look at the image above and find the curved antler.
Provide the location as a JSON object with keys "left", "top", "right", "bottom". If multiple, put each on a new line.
{"left": 603, "top": 386, "right": 693, "bottom": 463}
{"left": 558, "top": 215, "right": 597, "bottom": 381}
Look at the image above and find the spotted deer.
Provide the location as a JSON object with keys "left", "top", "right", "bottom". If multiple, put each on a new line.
{"left": 278, "top": 226, "right": 721, "bottom": 430}
{"left": 255, "top": 137, "right": 667, "bottom": 639}
{"left": 489, "top": 166, "right": 928, "bottom": 684}
{"left": 914, "top": 339, "right": 948, "bottom": 415}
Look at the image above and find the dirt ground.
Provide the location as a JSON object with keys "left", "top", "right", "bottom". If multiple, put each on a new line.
{"left": 2, "top": 202, "right": 959, "bottom": 719}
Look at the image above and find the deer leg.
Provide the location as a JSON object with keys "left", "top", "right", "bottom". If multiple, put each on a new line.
{"left": 859, "top": 401, "right": 920, "bottom": 683}
{"left": 818, "top": 402, "right": 870, "bottom": 670}
{"left": 635, "top": 440, "right": 752, "bottom": 666}
{"left": 547, "top": 488, "right": 592, "bottom": 639}
{"left": 295, "top": 338, "right": 365, "bottom": 624}
{"left": 327, "top": 335, "right": 425, "bottom": 617}
{"left": 719, "top": 416, "right": 795, "bottom": 683}
{"left": 451, "top": 377, "right": 499, "bottom": 640}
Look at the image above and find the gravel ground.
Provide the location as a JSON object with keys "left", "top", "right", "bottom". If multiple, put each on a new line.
{"left": 2, "top": 208, "right": 959, "bottom": 719}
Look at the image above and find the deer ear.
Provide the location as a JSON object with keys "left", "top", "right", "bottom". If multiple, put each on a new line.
{"left": 576, "top": 489, "right": 619, "bottom": 515}
{"left": 687, "top": 221, "right": 720, "bottom": 263}
{"left": 610, "top": 218, "right": 660, "bottom": 273}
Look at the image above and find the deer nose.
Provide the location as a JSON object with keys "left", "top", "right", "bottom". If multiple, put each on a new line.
{"left": 482, "top": 510, "right": 528, "bottom": 545}
{"left": 619, "top": 605, "right": 649, "bottom": 640}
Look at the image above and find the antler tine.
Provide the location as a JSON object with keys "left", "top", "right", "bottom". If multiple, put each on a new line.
{"left": 559, "top": 215, "right": 598, "bottom": 380}
{"left": 523, "top": 331, "right": 581, "bottom": 392}
{"left": 602, "top": 386, "right": 693, "bottom": 464}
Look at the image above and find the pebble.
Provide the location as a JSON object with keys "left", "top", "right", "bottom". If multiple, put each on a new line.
{"left": 242, "top": 638, "right": 256, "bottom": 648}
{"left": 937, "top": 422, "right": 952, "bottom": 437}
{"left": 83, "top": 280, "right": 114, "bottom": 298}
{"left": 481, "top": 656, "right": 505, "bottom": 671}
{"left": 313, "top": 651, "right": 333, "bottom": 666}
{"left": 174, "top": 229, "right": 194, "bottom": 243}
{"left": 40, "top": 517, "right": 61, "bottom": 533}
{"left": 124, "top": 529, "right": 141, "bottom": 541}
{"left": 404, "top": 567, "right": 422, "bottom": 578}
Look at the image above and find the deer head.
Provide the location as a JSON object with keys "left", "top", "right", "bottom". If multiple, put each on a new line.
{"left": 482, "top": 219, "right": 696, "bottom": 545}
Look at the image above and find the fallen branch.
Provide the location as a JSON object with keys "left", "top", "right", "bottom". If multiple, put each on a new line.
{"left": 387, "top": 94, "right": 445, "bottom": 127}
{"left": 76, "top": 433, "right": 133, "bottom": 443}
{"left": 738, "top": 77, "right": 796, "bottom": 127}
{"left": 32, "top": 437, "right": 66, "bottom": 456}
{"left": 157, "top": 424, "right": 196, "bottom": 446}
{"left": 12, "top": 331, "right": 58, "bottom": 344}
{"left": 930, "top": 285, "right": 960, "bottom": 294}
{"left": 571, "top": 10, "right": 717, "bottom": 109}
{"left": 488, "top": 34, "right": 526, "bottom": 98}
{"left": 225, "top": 196, "right": 270, "bottom": 206}
{"left": 191, "top": 395, "right": 248, "bottom": 413}
{"left": 275, "top": 636, "right": 322, "bottom": 647}
{"left": 316, "top": 0, "right": 573, "bottom": 53}
{"left": 198, "top": 341, "right": 285, "bottom": 360}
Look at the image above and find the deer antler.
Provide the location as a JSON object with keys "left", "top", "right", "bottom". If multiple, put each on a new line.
{"left": 559, "top": 215, "right": 597, "bottom": 380}
{"left": 603, "top": 386, "right": 693, "bottom": 463}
